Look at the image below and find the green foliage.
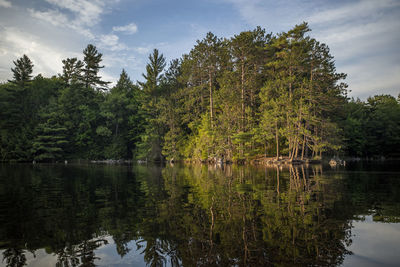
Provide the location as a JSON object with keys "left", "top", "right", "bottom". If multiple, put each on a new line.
{"left": 60, "top": 57, "right": 84, "bottom": 85}
{"left": 136, "top": 49, "right": 167, "bottom": 161}
{"left": 0, "top": 26, "right": 398, "bottom": 162}
{"left": 82, "top": 44, "right": 110, "bottom": 90}
{"left": 31, "top": 100, "right": 68, "bottom": 161}
{"left": 342, "top": 95, "right": 400, "bottom": 157}
{"left": 9, "top": 54, "right": 33, "bottom": 86}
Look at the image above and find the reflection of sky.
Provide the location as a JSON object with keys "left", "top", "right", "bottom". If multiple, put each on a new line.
{"left": 0, "top": 236, "right": 149, "bottom": 267}
{"left": 94, "top": 237, "right": 147, "bottom": 267}
{"left": 342, "top": 215, "right": 400, "bottom": 267}
{"left": 6, "top": 218, "right": 400, "bottom": 267}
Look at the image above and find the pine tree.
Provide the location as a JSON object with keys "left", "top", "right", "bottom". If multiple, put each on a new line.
{"left": 137, "top": 49, "right": 167, "bottom": 161}
{"left": 31, "top": 100, "right": 68, "bottom": 161}
{"left": 98, "top": 69, "right": 140, "bottom": 159}
{"left": 139, "top": 49, "right": 166, "bottom": 95}
{"left": 9, "top": 54, "right": 34, "bottom": 86}
{"left": 61, "top": 57, "right": 84, "bottom": 85}
{"left": 82, "top": 44, "right": 110, "bottom": 90}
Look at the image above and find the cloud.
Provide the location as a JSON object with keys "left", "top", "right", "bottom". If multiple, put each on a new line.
{"left": 112, "top": 23, "right": 138, "bottom": 34}
{"left": 306, "top": 0, "right": 400, "bottom": 98}
{"left": 28, "top": 6, "right": 97, "bottom": 39}
{"left": 0, "top": 26, "right": 73, "bottom": 80}
{"left": 223, "top": 0, "right": 400, "bottom": 98}
{"left": 340, "top": 55, "right": 400, "bottom": 99}
{"left": 308, "top": 0, "right": 400, "bottom": 25}
{"left": 44, "top": 0, "right": 105, "bottom": 26}
{"left": 221, "top": 0, "right": 305, "bottom": 31}
{"left": 29, "top": 8, "right": 95, "bottom": 38}
{"left": 29, "top": 0, "right": 118, "bottom": 39}
{"left": 0, "top": 0, "right": 11, "bottom": 8}
{"left": 133, "top": 46, "right": 151, "bottom": 55}
{"left": 5, "top": 0, "right": 131, "bottom": 85}
{"left": 98, "top": 34, "right": 128, "bottom": 51}
{"left": 28, "top": 8, "right": 69, "bottom": 28}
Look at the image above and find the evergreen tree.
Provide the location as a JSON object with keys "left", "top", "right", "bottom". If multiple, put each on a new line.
{"left": 82, "top": 44, "right": 110, "bottom": 90}
{"left": 159, "top": 59, "right": 185, "bottom": 160}
{"left": 98, "top": 69, "right": 141, "bottom": 159}
{"left": 9, "top": 54, "right": 34, "bottom": 86}
{"left": 0, "top": 23, "right": 396, "bottom": 162}
{"left": 137, "top": 49, "right": 167, "bottom": 161}
{"left": 139, "top": 49, "right": 166, "bottom": 94}
{"left": 31, "top": 100, "right": 68, "bottom": 161}
{"left": 60, "top": 57, "right": 84, "bottom": 85}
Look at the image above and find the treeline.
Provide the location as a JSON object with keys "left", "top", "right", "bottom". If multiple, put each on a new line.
{"left": 0, "top": 22, "right": 399, "bottom": 162}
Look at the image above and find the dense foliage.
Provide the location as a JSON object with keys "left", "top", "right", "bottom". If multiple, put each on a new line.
{"left": 0, "top": 23, "right": 399, "bottom": 162}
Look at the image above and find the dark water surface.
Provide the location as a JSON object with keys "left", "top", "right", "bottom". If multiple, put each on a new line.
{"left": 0, "top": 162, "right": 399, "bottom": 266}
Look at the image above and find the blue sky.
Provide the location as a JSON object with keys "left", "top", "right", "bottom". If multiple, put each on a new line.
{"left": 0, "top": 0, "right": 399, "bottom": 99}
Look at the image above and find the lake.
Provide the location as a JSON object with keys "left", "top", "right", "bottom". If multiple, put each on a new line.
{"left": 0, "top": 162, "right": 399, "bottom": 266}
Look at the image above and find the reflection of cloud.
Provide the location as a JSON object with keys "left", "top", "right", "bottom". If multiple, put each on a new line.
{"left": 113, "top": 23, "right": 138, "bottom": 35}
{"left": 343, "top": 216, "right": 400, "bottom": 266}
{"left": 25, "top": 248, "right": 58, "bottom": 267}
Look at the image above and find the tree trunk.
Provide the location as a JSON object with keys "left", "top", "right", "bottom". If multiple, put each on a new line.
{"left": 275, "top": 121, "right": 279, "bottom": 160}
{"left": 241, "top": 59, "right": 245, "bottom": 131}
{"left": 209, "top": 70, "right": 213, "bottom": 127}
{"left": 301, "top": 134, "right": 306, "bottom": 160}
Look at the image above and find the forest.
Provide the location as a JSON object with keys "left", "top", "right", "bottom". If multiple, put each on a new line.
{"left": 0, "top": 22, "right": 399, "bottom": 163}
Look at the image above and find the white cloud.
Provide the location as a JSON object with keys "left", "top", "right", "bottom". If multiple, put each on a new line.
{"left": 308, "top": 0, "right": 400, "bottom": 25}
{"left": 44, "top": 0, "right": 105, "bottom": 26}
{"left": 133, "top": 46, "right": 151, "bottom": 55}
{"left": 98, "top": 34, "right": 127, "bottom": 51}
{"left": 340, "top": 55, "right": 400, "bottom": 99}
{"left": 29, "top": 7, "right": 95, "bottom": 39}
{"left": 29, "top": 0, "right": 118, "bottom": 39}
{"left": 0, "top": 26, "right": 73, "bottom": 81}
{"left": 0, "top": 0, "right": 11, "bottom": 8}
{"left": 28, "top": 8, "right": 69, "bottom": 28}
{"left": 306, "top": 1, "right": 400, "bottom": 98}
{"left": 223, "top": 0, "right": 400, "bottom": 98}
{"left": 112, "top": 23, "right": 138, "bottom": 34}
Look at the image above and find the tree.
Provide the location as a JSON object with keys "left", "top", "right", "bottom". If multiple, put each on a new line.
{"left": 31, "top": 100, "right": 68, "bottom": 161}
{"left": 9, "top": 54, "right": 34, "bottom": 86}
{"left": 259, "top": 23, "right": 346, "bottom": 160}
{"left": 195, "top": 32, "right": 223, "bottom": 127}
{"left": 98, "top": 69, "right": 141, "bottom": 159}
{"left": 60, "top": 57, "right": 84, "bottom": 85}
{"left": 82, "top": 44, "right": 110, "bottom": 90}
{"left": 139, "top": 49, "right": 166, "bottom": 95}
{"left": 159, "top": 59, "right": 185, "bottom": 160}
{"left": 137, "top": 49, "right": 167, "bottom": 161}
{"left": 362, "top": 95, "right": 400, "bottom": 157}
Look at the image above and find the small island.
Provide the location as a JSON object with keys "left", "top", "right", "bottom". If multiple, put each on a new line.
{"left": 1, "top": 23, "right": 399, "bottom": 164}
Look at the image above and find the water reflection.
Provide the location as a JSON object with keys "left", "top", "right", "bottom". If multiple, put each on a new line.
{"left": 0, "top": 163, "right": 399, "bottom": 266}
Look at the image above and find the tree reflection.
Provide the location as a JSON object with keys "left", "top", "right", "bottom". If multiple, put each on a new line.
{"left": 0, "top": 163, "right": 399, "bottom": 266}
{"left": 2, "top": 248, "right": 27, "bottom": 267}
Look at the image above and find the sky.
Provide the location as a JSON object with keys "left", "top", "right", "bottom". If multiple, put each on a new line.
{"left": 0, "top": 0, "right": 399, "bottom": 99}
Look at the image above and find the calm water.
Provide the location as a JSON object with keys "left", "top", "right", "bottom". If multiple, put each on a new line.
{"left": 0, "top": 162, "right": 399, "bottom": 266}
